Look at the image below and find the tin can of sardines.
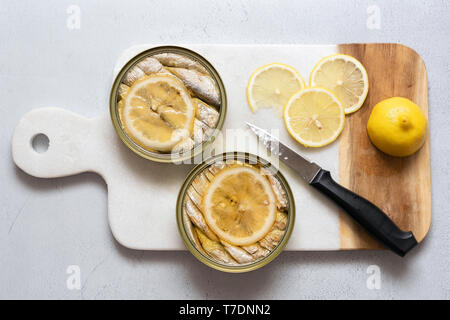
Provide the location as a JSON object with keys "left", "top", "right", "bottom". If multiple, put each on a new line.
{"left": 110, "top": 46, "right": 227, "bottom": 163}
{"left": 177, "top": 152, "right": 295, "bottom": 273}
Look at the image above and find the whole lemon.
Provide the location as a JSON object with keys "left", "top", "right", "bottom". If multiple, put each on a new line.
{"left": 367, "top": 97, "right": 427, "bottom": 157}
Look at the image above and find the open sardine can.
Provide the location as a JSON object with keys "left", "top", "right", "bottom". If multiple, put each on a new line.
{"left": 110, "top": 46, "right": 227, "bottom": 163}
{"left": 177, "top": 152, "right": 295, "bottom": 273}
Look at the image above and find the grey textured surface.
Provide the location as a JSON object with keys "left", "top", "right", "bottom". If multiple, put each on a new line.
{"left": 1, "top": 0, "right": 449, "bottom": 299}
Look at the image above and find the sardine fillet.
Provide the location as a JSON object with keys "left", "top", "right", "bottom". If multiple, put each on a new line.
{"left": 122, "top": 66, "right": 145, "bottom": 86}
{"left": 121, "top": 59, "right": 171, "bottom": 87}
{"left": 183, "top": 211, "right": 205, "bottom": 254}
{"left": 172, "top": 138, "right": 194, "bottom": 154}
{"left": 221, "top": 240, "right": 255, "bottom": 264}
{"left": 136, "top": 57, "right": 163, "bottom": 74}
{"left": 261, "top": 167, "right": 288, "bottom": 210}
{"left": 274, "top": 211, "right": 288, "bottom": 230}
{"left": 167, "top": 67, "right": 220, "bottom": 107}
{"left": 259, "top": 229, "right": 284, "bottom": 251}
{"left": 118, "top": 83, "right": 130, "bottom": 100}
{"left": 242, "top": 243, "right": 270, "bottom": 259}
{"left": 193, "top": 120, "right": 215, "bottom": 146}
{"left": 208, "top": 161, "right": 226, "bottom": 175}
{"left": 193, "top": 120, "right": 204, "bottom": 145}
{"left": 195, "top": 228, "right": 237, "bottom": 265}
{"left": 184, "top": 196, "right": 218, "bottom": 241}
{"left": 186, "top": 186, "right": 203, "bottom": 209}
{"left": 153, "top": 53, "right": 209, "bottom": 74}
{"left": 191, "top": 171, "right": 210, "bottom": 196}
{"left": 203, "top": 169, "right": 216, "bottom": 182}
{"left": 193, "top": 98, "right": 219, "bottom": 129}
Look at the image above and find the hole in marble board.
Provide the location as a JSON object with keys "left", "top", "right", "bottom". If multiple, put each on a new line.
{"left": 31, "top": 133, "right": 49, "bottom": 153}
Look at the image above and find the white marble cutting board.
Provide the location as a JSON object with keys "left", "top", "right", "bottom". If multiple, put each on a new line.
{"left": 12, "top": 44, "right": 342, "bottom": 251}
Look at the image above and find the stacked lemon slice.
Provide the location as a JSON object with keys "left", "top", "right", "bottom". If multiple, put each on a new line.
{"left": 203, "top": 165, "right": 277, "bottom": 246}
{"left": 120, "top": 74, "right": 196, "bottom": 152}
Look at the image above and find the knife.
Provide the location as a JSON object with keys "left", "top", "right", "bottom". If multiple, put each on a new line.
{"left": 246, "top": 122, "right": 418, "bottom": 257}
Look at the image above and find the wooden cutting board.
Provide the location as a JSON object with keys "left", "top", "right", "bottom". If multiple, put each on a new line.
{"left": 11, "top": 43, "right": 431, "bottom": 251}
{"left": 338, "top": 44, "right": 431, "bottom": 249}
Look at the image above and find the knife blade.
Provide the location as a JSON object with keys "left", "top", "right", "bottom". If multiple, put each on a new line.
{"left": 247, "top": 122, "right": 418, "bottom": 257}
{"left": 246, "top": 122, "right": 322, "bottom": 183}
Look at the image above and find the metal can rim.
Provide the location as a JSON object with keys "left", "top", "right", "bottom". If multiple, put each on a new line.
{"left": 109, "top": 46, "right": 227, "bottom": 163}
{"left": 176, "top": 152, "right": 296, "bottom": 273}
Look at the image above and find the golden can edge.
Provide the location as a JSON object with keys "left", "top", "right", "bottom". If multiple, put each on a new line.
{"left": 109, "top": 45, "right": 227, "bottom": 163}
{"left": 176, "top": 152, "right": 296, "bottom": 273}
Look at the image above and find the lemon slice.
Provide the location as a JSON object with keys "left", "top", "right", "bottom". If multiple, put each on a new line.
{"left": 284, "top": 87, "right": 345, "bottom": 147}
{"left": 203, "top": 165, "right": 277, "bottom": 246}
{"left": 121, "top": 74, "right": 195, "bottom": 152}
{"left": 247, "top": 63, "right": 305, "bottom": 113}
{"left": 310, "top": 54, "right": 369, "bottom": 114}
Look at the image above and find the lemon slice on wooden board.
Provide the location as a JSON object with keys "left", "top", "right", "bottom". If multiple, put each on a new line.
{"left": 121, "top": 74, "right": 196, "bottom": 152}
{"left": 247, "top": 63, "right": 305, "bottom": 113}
{"left": 310, "top": 54, "right": 369, "bottom": 114}
{"left": 203, "top": 165, "right": 277, "bottom": 246}
{"left": 284, "top": 87, "right": 345, "bottom": 147}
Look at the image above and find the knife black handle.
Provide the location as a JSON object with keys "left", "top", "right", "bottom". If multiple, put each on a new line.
{"left": 310, "top": 169, "right": 418, "bottom": 257}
